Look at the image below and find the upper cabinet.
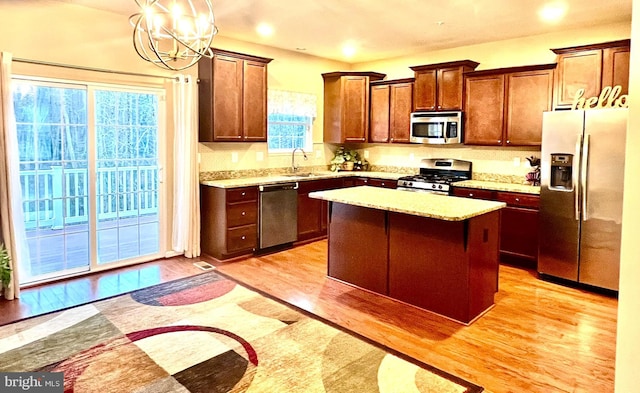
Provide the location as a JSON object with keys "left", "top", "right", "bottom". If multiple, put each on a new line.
{"left": 410, "top": 60, "right": 479, "bottom": 111}
{"left": 464, "top": 64, "right": 555, "bottom": 146}
{"left": 198, "top": 49, "right": 273, "bottom": 142}
{"left": 369, "top": 78, "right": 414, "bottom": 143}
{"left": 323, "top": 72, "right": 386, "bottom": 143}
{"left": 552, "top": 39, "right": 630, "bottom": 109}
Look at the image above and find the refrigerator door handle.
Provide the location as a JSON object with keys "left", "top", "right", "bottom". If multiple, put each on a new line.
{"left": 575, "top": 133, "right": 582, "bottom": 221}
{"left": 581, "top": 134, "right": 590, "bottom": 221}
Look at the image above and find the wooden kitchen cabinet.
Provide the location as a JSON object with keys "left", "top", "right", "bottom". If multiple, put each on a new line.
{"left": 552, "top": 39, "right": 630, "bottom": 109}
{"left": 297, "top": 178, "right": 344, "bottom": 242}
{"left": 464, "top": 64, "right": 555, "bottom": 146}
{"left": 351, "top": 177, "right": 397, "bottom": 189}
{"left": 410, "top": 60, "right": 479, "bottom": 111}
{"left": 369, "top": 79, "right": 414, "bottom": 143}
{"left": 322, "top": 71, "right": 386, "bottom": 143}
{"left": 198, "top": 49, "right": 272, "bottom": 142}
{"left": 452, "top": 187, "right": 540, "bottom": 269}
{"left": 200, "top": 185, "right": 258, "bottom": 260}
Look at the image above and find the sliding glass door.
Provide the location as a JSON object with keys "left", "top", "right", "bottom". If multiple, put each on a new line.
{"left": 12, "top": 78, "right": 164, "bottom": 285}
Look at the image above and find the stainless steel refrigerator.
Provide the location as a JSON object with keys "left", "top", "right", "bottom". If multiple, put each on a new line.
{"left": 538, "top": 108, "right": 627, "bottom": 291}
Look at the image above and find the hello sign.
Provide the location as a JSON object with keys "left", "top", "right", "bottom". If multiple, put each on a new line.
{"left": 571, "top": 85, "right": 628, "bottom": 110}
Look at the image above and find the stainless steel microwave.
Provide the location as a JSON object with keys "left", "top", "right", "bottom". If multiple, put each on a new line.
{"left": 410, "top": 111, "right": 463, "bottom": 144}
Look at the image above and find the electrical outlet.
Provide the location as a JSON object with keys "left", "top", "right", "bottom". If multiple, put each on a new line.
{"left": 315, "top": 149, "right": 322, "bottom": 158}
{"left": 231, "top": 152, "right": 238, "bottom": 163}
{"left": 409, "top": 153, "right": 415, "bottom": 161}
{"left": 513, "top": 157, "right": 521, "bottom": 167}
{"left": 256, "top": 151, "right": 264, "bottom": 161}
{"left": 364, "top": 150, "right": 370, "bottom": 159}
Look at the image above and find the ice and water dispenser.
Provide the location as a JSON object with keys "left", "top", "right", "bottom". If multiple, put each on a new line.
{"left": 549, "top": 154, "right": 573, "bottom": 190}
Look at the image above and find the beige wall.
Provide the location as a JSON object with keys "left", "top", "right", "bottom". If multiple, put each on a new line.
{"left": 615, "top": 0, "right": 640, "bottom": 390}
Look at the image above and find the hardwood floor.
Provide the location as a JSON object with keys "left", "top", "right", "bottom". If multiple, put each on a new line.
{"left": 211, "top": 240, "right": 618, "bottom": 393}
{"left": 0, "top": 240, "right": 617, "bottom": 393}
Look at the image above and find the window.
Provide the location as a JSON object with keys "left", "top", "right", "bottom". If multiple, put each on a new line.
{"left": 267, "top": 90, "right": 316, "bottom": 153}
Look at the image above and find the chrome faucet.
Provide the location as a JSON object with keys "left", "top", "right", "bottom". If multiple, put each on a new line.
{"left": 291, "top": 148, "right": 308, "bottom": 173}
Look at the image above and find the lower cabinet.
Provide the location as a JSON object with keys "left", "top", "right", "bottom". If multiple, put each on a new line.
{"left": 201, "top": 185, "right": 258, "bottom": 260}
{"left": 297, "top": 178, "right": 344, "bottom": 242}
{"left": 347, "top": 177, "right": 398, "bottom": 189}
{"left": 452, "top": 187, "right": 540, "bottom": 269}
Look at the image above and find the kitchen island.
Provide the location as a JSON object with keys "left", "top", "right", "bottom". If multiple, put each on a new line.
{"left": 309, "top": 186, "right": 506, "bottom": 324}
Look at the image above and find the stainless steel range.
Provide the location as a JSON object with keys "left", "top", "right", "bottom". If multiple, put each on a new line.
{"left": 397, "top": 158, "right": 472, "bottom": 195}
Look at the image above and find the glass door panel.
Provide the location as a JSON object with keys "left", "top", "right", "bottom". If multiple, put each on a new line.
{"left": 13, "top": 81, "right": 90, "bottom": 284}
{"left": 95, "top": 90, "right": 160, "bottom": 264}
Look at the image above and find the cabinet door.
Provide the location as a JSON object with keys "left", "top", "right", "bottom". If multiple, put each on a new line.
{"left": 413, "top": 70, "right": 437, "bottom": 111}
{"left": 505, "top": 69, "right": 553, "bottom": 146}
{"left": 342, "top": 76, "right": 369, "bottom": 142}
{"left": 554, "top": 50, "right": 602, "bottom": 108}
{"left": 297, "top": 193, "right": 323, "bottom": 241}
{"left": 212, "top": 55, "right": 244, "bottom": 141}
{"left": 500, "top": 206, "right": 539, "bottom": 264}
{"left": 389, "top": 82, "right": 413, "bottom": 143}
{"left": 464, "top": 74, "right": 505, "bottom": 145}
{"left": 243, "top": 60, "right": 268, "bottom": 141}
{"left": 369, "top": 84, "right": 390, "bottom": 143}
{"left": 602, "top": 46, "right": 630, "bottom": 95}
{"left": 438, "top": 67, "right": 464, "bottom": 110}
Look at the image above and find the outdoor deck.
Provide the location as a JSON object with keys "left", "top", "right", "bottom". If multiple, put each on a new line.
{"left": 23, "top": 214, "right": 159, "bottom": 284}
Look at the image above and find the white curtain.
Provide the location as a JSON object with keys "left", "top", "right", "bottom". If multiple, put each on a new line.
{"left": 171, "top": 74, "right": 200, "bottom": 258}
{"left": 0, "top": 52, "right": 28, "bottom": 299}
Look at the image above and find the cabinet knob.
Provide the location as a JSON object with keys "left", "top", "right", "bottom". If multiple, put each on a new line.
{"left": 515, "top": 198, "right": 520, "bottom": 202}
{"left": 241, "top": 235, "right": 246, "bottom": 240}
{"left": 497, "top": 140, "right": 502, "bottom": 144}
{"left": 241, "top": 211, "right": 246, "bottom": 216}
{"left": 437, "top": 105, "right": 441, "bottom": 109}
{"left": 470, "top": 193, "right": 474, "bottom": 197}
{"left": 506, "top": 140, "right": 511, "bottom": 144}
{"left": 241, "top": 192, "right": 246, "bottom": 196}
{"left": 381, "top": 182, "right": 385, "bottom": 186}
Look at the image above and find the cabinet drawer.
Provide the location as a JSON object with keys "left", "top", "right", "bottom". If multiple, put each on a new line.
{"left": 452, "top": 187, "right": 494, "bottom": 200}
{"left": 227, "top": 225, "right": 257, "bottom": 252}
{"left": 227, "top": 201, "right": 257, "bottom": 227}
{"left": 496, "top": 192, "right": 539, "bottom": 209}
{"left": 367, "top": 178, "right": 397, "bottom": 189}
{"left": 226, "top": 187, "right": 258, "bottom": 203}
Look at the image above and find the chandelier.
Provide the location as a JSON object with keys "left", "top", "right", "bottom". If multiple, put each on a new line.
{"left": 129, "top": 0, "right": 218, "bottom": 71}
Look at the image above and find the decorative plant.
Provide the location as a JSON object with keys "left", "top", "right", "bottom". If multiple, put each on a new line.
{"left": 525, "top": 156, "right": 541, "bottom": 186}
{"left": 0, "top": 243, "right": 11, "bottom": 292}
{"left": 330, "top": 146, "right": 368, "bottom": 171}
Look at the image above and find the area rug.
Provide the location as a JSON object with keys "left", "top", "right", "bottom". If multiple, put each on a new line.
{"left": 0, "top": 271, "right": 483, "bottom": 392}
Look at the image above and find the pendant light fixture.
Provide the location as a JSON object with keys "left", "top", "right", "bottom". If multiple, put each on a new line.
{"left": 130, "top": 0, "right": 218, "bottom": 71}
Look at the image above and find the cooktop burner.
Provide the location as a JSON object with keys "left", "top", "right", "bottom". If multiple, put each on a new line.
{"left": 397, "top": 159, "right": 472, "bottom": 194}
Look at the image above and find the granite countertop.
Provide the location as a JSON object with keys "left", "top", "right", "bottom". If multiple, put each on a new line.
{"left": 309, "top": 186, "right": 506, "bottom": 221}
{"left": 453, "top": 180, "right": 541, "bottom": 195}
{"left": 200, "top": 171, "right": 408, "bottom": 188}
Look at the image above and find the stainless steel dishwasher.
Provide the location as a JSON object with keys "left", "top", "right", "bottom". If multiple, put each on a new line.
{"left": 258, "top": 182, "right": 298, "bottom": 251}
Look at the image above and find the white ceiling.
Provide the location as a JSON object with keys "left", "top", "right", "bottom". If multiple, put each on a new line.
{"left": 58, "top": 0, "right": 632, "bottom": 63}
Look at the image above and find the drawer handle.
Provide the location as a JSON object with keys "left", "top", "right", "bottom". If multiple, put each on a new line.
{"left": 241, "top": 235, "right": 246, "bottom": 240}
{"left": 241, "top": 211, "right": 246, "bottom": 216}
{"left": 469, "top": 193, "right": 474, "bottom": 197}
{"left": 381, "top": 182, "right": 385, "bottom": 186}
{"left": 241, "top": 192, "right": 246, "bottom": 196}
{"left": 515, "top": 198, "right": 520, "bottom": 202}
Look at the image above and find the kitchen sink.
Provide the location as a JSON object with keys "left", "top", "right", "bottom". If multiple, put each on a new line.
{"left": 283, "top": 172, "right": 315, "bottom": 177}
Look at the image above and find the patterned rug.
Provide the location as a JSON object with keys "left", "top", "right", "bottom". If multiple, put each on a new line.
{"left": 0, "top": 272, "right": 483, "bottom": 392}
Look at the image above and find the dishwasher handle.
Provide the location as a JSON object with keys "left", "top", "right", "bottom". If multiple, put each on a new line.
{"left": 259, "top": 182, "right": 298, "bottom": 192}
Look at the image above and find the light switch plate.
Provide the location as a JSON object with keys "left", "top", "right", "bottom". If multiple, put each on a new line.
{"left": 256, "top": 151, "right": 264, "bottom": 161}
{"left": 513, "top": 157, "right": 521, "bottom": 167}
{"left": 231, "top": 152, "right": 239, "bottom": 163}
{"left": 364, "top": 150, "right": 370, "bottom": 159}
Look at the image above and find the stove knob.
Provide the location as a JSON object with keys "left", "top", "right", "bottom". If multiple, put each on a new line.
{"left": 431, "top": 184, "right": 437, "bottom": 189}
{"left": 438, "top": 184, "right": 443, "bottom": 189}
{"left": 408, "top": 182, "right": 413, "bottom": 187}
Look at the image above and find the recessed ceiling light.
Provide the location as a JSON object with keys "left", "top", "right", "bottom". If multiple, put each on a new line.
{"left": 538, "top": 2, "right": 568, "bottom": 23}
{"left": 342, "top": 44, "right": 356, "bottom": 58}
{"left": 256, "top": 23, "right": 274, "bottom": 37}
